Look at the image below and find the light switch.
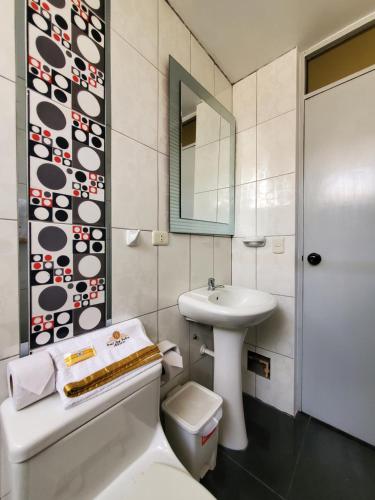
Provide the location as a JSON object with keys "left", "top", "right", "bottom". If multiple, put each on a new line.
{"left": 272, "top": 237, "right": 284, "bottom": 254}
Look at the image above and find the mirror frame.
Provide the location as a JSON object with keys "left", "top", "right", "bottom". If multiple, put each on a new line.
{"left": 169, "top": 56, "right": 235, "bottom": 235}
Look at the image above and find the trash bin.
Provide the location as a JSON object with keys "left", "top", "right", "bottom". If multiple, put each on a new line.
{"left": 162, "top": 381, "right": 223, "bottom": 480}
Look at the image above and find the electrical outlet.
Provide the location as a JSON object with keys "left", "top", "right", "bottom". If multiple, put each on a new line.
{"left": 152, "top": 230, "right": 169, "bottom": 246}
{"left": 272, "top": 237, "right": 285, "bottom": 254}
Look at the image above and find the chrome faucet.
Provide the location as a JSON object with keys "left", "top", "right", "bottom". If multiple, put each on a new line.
{"left": 207, "top": 277, "right": 224, "bottom": 291}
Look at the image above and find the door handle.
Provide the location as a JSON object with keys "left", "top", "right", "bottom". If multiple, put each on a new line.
{"left": 307, "top": 253, "right": 322, "bottom": 266}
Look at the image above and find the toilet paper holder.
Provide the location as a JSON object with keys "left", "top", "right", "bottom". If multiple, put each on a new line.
{"left": 158, "top": 340, "right": 184, "bottom": 384}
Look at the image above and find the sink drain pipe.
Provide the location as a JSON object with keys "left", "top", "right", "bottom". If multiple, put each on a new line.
{"left": 200, "top": 344, "right": 215, "bottom": 358}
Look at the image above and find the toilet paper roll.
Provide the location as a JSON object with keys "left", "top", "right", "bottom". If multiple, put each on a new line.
{"left": 158, "top": 340, "right": 184, "bottom": 384}
{"left": 7, "top": 351, "right": 56, "bottom": 411}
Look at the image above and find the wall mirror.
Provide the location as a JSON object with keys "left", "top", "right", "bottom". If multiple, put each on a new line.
{"left": 169, "top": 57, "right": 235, "bottom": 235}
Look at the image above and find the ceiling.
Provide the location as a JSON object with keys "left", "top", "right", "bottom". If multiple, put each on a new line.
{"left": 169, "top": 0, "right": 375, "bottom": 83}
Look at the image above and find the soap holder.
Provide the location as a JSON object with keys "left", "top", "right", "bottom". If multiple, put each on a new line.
{"left": 242, "top": 236, "right": 266, "bottom": 248}
{"left": 126, "top": 229, "right": 141, "bottom": 246}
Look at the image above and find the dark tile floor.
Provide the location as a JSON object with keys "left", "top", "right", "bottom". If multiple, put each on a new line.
{"left": 202, "top": 394, "right": 375, "bottom": 500}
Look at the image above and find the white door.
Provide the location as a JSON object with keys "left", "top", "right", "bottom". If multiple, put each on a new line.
{"left": 303, "top": 69, "right": 375, "bottom": 445}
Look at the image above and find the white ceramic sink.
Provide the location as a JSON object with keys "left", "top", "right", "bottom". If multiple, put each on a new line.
{"left": 178, "top": 285, "right": 277, "bottom": 329}
{"left": 178, "top": 285, "right": 277, "bottom": 451}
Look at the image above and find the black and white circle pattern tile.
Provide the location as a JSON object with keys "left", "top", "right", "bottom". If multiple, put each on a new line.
{"left": 28, "top": 90, "right": 105, "bottom": 226}
{"left": 28, "top": 0, "right": 105, "bottom": 110}
{"left": 27, "top": 0, "right": 107, "bottom": 348}
{"left": 30, "top": 220, "right": 106, "bottom": 348}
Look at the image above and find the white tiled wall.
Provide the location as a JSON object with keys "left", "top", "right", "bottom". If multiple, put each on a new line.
{"left": 0, "top": 0, "right": 15, "bottom": 82}
{"left": 213, "top": 237, "right": 231, "bottom": 284}
{"left": 111, "top": 0, "right": 158, "bottom": 67}
{"left": 235, "top": 183, "right": 256, "bottom": 237}
{"left": 233, "top": 73, "right": 256, "bottom": 132}
{"left": 190, "top": 235, "right": 214, "bottom": 289}
{"left": 158, "top": 0, "right": 190, "bottom": 76}
{"left": 110, "top": 0, "right": 233, "bottom": 398}
{"left": 0, "top": 4, "right": 18, "bottom": 491}
{"left": 232, "top": 49, "right": 297, "bottom": 415}
{"left": 111, "top": 131, "right": 158, "bottom": 230}
{"left": 158, "top": 233, "right": 190, "bottom": 309}
{"left": 0, "top": 0, "right": 19, "bottom": 388}
{"left": 0, "top": 78, "right": 17, "bottom": 220}
{"left": 236, "top": 127, "right": 256, "bottom": 185}
{"left": 214, "top": 66, "right": 233, "bottom": 112}
{"left": 111, "top": 29, "right": 158, "bottom": 149}
{"left": 112, "top": 230, "right": 158, "bottom": 321}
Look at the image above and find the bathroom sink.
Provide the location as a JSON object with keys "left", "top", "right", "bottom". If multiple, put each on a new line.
{"left": 178, "top": 285, "right": 277, "bottom": 329}
{"left": 178, "top": 285, "right": 277, "bottom": 451}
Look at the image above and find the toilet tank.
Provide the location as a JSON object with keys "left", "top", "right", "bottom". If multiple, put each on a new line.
{"left": 0, "top": 364, "right": 162, "bottom": 500}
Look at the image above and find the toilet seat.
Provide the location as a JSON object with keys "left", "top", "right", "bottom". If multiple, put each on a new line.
{"left": 96, "top": 462, "right": 215, "bottom": 499}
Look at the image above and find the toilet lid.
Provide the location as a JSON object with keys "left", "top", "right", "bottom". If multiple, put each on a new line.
{"left": 98, "top": 462, "right": 215, "bottom": 499}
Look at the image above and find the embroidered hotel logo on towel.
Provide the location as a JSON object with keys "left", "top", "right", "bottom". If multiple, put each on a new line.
{"left": 106, "top": 331, "right": 129, "bottom": 347}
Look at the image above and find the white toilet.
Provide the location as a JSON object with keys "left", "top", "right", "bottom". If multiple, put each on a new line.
{"left": 0, "top": 361, "right": 215, "bottom": 500}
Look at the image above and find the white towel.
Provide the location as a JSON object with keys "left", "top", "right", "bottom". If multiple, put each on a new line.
{"left": 48, "top": 318, "right": 161, "bottom": 408}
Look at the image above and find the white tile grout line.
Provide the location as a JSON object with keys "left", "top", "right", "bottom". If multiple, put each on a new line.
{"left": 0, "top": 73, "right": 16, "bottom": 85}
{"left": 255, "top": 70, "right": 258, "bottom": 292}
{"left": 111, "top": 227, "right": 154, "bottom": 232}
{"left": 245, "top": 341, "right": 296, "bottom": 361}
{"left": 235, "top": 106, "right": 297, "bottom": 136}
{"left": 254, "top": 71, "right": 259, "bottom": 388}
{"left": 230, "top": 62, "right": 234, "bottom": 285}
{"left": 232, "top": 234, "right": 296, "bottom": 240}
{"left": 212, "top": 235, "right": 215, "bottom": 279}
{"left": 235, "top": 172, "right": 296, "bottom": 188}
{"left": 113, "top": 303, "right": 186, "bottom": 325}
{"left": 189, "top": 234, "right": 192, "bottom": 291}
{"left": 111, "top": 125, "right": 159, "bottom": 154}
{"left": 189, "top": 33, "right": 192, "bottom": 73}
{"left": 187, "top": 234, "right": 192, "bottom": 381}
{"left": 156, "top": 0, "right": 160, "bottom": 343}
{"left": 111, "top": 26, "right": 159, "bottom": 73}
{"left": 0, "top": 217, "right": 18, "bottom": 223}
{"left": 257, "top": 106, "right": 297, "bottom": 127}
{"left": 0, "top": 354, "right": 19, "bottom": 363}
